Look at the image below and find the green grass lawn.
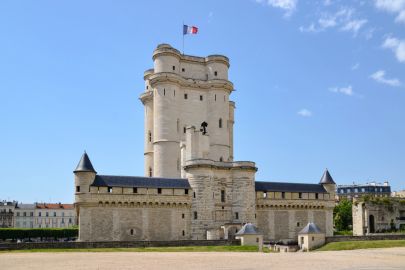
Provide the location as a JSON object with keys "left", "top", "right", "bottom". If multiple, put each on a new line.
{"left": 316, "top": 240, "right": 405, "bottom": 251}
{"left": 0, "top": 245, "right": 260, "bottom": 253}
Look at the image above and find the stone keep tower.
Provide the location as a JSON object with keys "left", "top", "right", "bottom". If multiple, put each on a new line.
{"left": 140, "top": 44, "right": 234, "bottom": 178}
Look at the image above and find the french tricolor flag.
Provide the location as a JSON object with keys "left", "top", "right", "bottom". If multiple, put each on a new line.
{"left": 183, "top": 25, "right": 198, "bottom": 35}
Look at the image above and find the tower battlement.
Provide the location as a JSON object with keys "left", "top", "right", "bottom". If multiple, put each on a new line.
{"left": 141, "top": 44, "right": 235, "bottom": 178}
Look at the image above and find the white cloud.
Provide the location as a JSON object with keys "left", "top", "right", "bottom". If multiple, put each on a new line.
{"left": 299, "top": 23, "right": 318, "bottom": 33}
{"left": 375, "top": 0, "right": 405, "bottom": 24}
{"left": 299, "top": 7, "right": 367, "bottom": 37}
{"left": 323, "top": 0, "right": 332, "bottom": 6}
{"left": 208, "top": 11, "right": 214, "bottom": 23}
{"left": 340, "top": 19, "right": 367, "bottom": 36}
{"left": 382, "top": 36, "right": 405, "bottom": 63}
{"left": 396, "top": 10, "right": 405, "bottom": 23}
{"left": 329, "top": 85, "right": 354, "bottom": 96}
{"left": 351, "top": 63, "right": 360, "bottom": 70}
{"left": 375, "top": 0, "right": 405, "bottom": 13}
{"left": 257, "top": 0, "right": 298, "bottom": 17}
{"left": 370, "top": 70, "right": 401, "bottom": 86}
{"left": 297, "top": 109, "right": 312, "bottom": 117}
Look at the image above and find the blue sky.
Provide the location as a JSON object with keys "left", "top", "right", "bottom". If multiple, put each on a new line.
{"left": 0, "top": 0, "right": 404, "bottom": 203}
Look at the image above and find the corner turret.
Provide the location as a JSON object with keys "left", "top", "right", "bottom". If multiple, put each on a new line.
{"left": 74, "top": 152, "right": 97, "bottom": 195}
{"left": 319, "top": 169, "right": 336, "bottom": 198}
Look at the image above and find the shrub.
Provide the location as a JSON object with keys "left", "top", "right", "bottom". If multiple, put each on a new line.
{"left": 0, "top": 228, "right": 78, "bottom": 241}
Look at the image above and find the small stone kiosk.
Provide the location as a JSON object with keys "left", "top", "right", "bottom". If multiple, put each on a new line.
{"left": 235, "top": 223, "right": 263, "bottom": 251}
{"left": 298, "top": 222, "right": 325, "bottom": 251}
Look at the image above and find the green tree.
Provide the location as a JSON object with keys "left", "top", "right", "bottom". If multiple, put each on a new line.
{"left": 334, "top": 199, "right": 352, "bottom": 231}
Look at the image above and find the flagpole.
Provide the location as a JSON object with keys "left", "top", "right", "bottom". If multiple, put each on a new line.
{"left": 182, "top": 21, "right": 184, "bottom": 55}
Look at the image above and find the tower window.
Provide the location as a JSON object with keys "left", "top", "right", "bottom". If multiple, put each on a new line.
{"left": 148, "top": 131, "right": 152, "bottom": 142}
{"left": 133, "top": 187, "right": 138, "bottom": 194}
{"left": 297, "top": 222, "right": 300, "bottom": 227}
{"left": 193, "top": 192, "right": 196, "bottom": 198}
{"left": 200, "top": 95, "right": 203, "bottom": 101}
{"left": 183, "top": 126, "right": 186, "bottom": 134}
{"left": 146, "top": 85, "right": 149, "bottom": 89}
{"left": 182, "top": 213, "right": 185, "bottom": 219}
{"left": 235, "top": 212, "right": 239, "bottom": 220}
{"left": 149, "top": 167, "right": 153, "bottom": 177}
{"left": 219, "top": 157, "right": 223, "bottom": 162}
{"left": 214, "top": 71, "right": 218, "bottom": 76}
{"left": 215, "top": 94, "right": 216, "bottom": 101}
{"left": 182, "top": 68, "right": 185, "bottom": 72}
{"left": 281, "top": 192, "right": 285, "bottom": 199}
{"left": 108, "top": 187, "right": 112, "bottom": 193}
{"left": 221, "top": 190, "right": 225, "bottom": 202}
{"left": 219, "top": 118, "right": 222, "bottom": 128}
{"left": 172, "top": 66, "right": 175, "bottom": 71}
{"left": 193, "top": 211, "right": 198, "bottom": 220}
{"left": 174, "top": 90, "right": 175, "bottom": 96}
{"left": 315, "top": 193, "right": 319, "bottom": 199}
{"left": 299, "top": 192, "right": 302, "bottom": 199}
{"left": 182, "top": 230, "right": 185, "bottom": 236}
{"left": 158, "top": 188, "right": 162, "bottom": 194}
{"left": 163, "top": 88, "right": 165, "bottom": 96}
{"left": 76, "top": 186, "right": 80, "bottom": 192}
{"left": 185, "top": 189, "right": 188, "bottom": 195}
{"left": 184, "top": 93, "right": 188, "bottom": 99}
{"left": 130, "top": 229, "right": 134, "bottom": 235}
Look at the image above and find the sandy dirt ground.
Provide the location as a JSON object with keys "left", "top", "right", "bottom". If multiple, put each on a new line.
{"left": 1, "top": 247, "right": 405, "bottom": 270}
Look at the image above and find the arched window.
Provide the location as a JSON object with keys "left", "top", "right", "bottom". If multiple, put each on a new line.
{"left": 219, "top": 118, "right": 222, "bottom": 128}
{"left": 149, "top": 167, "right": 152, "bottom": 177}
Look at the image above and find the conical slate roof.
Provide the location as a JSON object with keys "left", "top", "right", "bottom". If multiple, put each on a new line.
{"left": 236, "top": 223, "right": 261, "bottom": 235}
{"left": 74, "top": 152, "right": 96, "bottom": 173}
{"left": 299, "top": 222, "right": 323, "bottom": 234}
{"left": 319, "top": 169, "right": 335, "bottom": 184}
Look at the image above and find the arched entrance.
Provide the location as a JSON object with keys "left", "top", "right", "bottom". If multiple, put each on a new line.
{"left": 369, "top": 215, "right": 375, "bottom": 233}
{"left": 221, "top": 223, "right": 242, "bottom": 240}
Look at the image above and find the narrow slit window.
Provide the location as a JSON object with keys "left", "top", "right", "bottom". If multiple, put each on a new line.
{"left": 149, "top": 167, "right": 153, "bottom": 177}
{"left": 219, "top": 118, "right": 223, "bottom": 128}
{"left": 200, "top": 95, "right": 203, "bottom": 101}
{"left": 148, "top": 131, "right": 152, "bottom": 142}
{"left": 221, "top": 190, "right": 225, "bottom": 202}
{"left": 163, "top": 88, "right": 165, "bottom": 96}
{"left": 214, "top": 71, "right": 218, "bottom": 76}
{"left": 158, "top": 188, "right": 162, "bottom": 194}
{"left": 172, "top": 66, "right": 175, "bottom": 71}
{"left": 182, "top": 68, "right": 185, "bottom": 72}
{"left": 184, "top": 93, "right": 188, "bottom": 99}
{"left": 193, "top": 211, "right": 197, "bottom": 220}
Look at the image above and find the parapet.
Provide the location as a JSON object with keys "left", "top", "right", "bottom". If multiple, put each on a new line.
{"left": 152, "top": 43, "right": 230, "bottom": 68}
{"left": 183, "top": 158, "right": 257, "bottom": 171}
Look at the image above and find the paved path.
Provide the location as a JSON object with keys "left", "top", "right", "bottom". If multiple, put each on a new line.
{"left": 1, "top": 247, "right": 405, "bottom": 270}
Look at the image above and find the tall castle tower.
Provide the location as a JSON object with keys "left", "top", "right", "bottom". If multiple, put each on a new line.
{"left": 140, "top": 44, "right": 234, "bottom": 178}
